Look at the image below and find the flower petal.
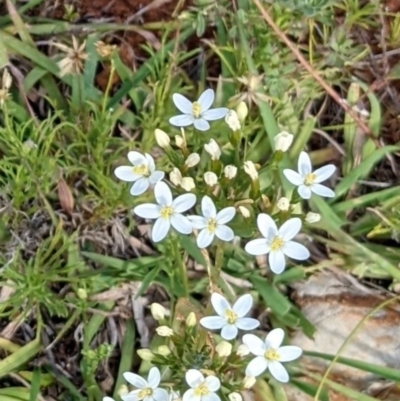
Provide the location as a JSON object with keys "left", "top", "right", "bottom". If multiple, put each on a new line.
{"left": 193, "top": 118, "right": 210, "bottom": 131}
{"left": 149, "top": 171, "right": 165, "bottom": 185}
{"left": 282, "top": 169, "right": 303, "bottom": 186}
{"left": 197, "top": 229, "right": 214, "bottom": 248}
{"left": 215, "top": 225, "right": 234, "bottom": 242}
{"left": 242, "top": 334, "right": 265, "bottom": 356}
{"left": 268, "top": 361, "right": 289, "bottom": 383}
{"left": 188, "top": 215, "right": 207, "bottom": 229}
{"left": 268, "top": 250, "right": 286, "bottom": 274}
{"left": 145, "top": 153, "right": 155, "bottom": 172}
{"left": 147, "top": 367, "right": 161, "bottom": 388}
{"left": 123, "top": 372, "right": 147, "bottom": 388}
{"left": 128, "top": 151, "right": 146, "bottom": 165}
{"left": 298, "top": 151, "right": 312, "bottom": 176}
{"left": 169, "top": 114, "right": 194, "bottom": 127}
{"left": 202, "top": 108, "right": 229, "bottom": 121}
{"left": 245, "top": 356, "right": 268, "bottom": 377}
{"left": 297, "top": 185, "right": 312, "bottom": 199}
{"left": 313, "top": 164, "right": 336, "bottom": 183}
{"left": 182, "top": 389, "right": 198, "bottom": 401}
{"left": 205, "top": 376, "right": 220, "bottom": 392}
{"left": 115, "top": 166, "right": 140, "bottom": 182}
{"left": 152, "top": 218, "right": 170, "bottom": 242}
{"left": 185, "top": 369, "right": 204, "bottom": 388}
{"left": 173, "top": 193, "right": 196, "bottom": 213}
{"left": 155, "top": 181, "right": 173, "bottom": 206}
{"left": 200, "top": 316, "right": 226, "bottom": 330}
{"left": 152, "top": 388, "right": 169, "bottom": 401}
{"left": 172, "top": 93, "right": 193, "bottom": 114}
{"left": 197, "top": 89, "right": 214, "bottom": 111}
{"left": 171, "top": 214, "right": 192, "bottom": 235}
{"left": 221, "top": 324, "right": 238, "bottom": 340}
{"left": 216, "top": 207, "right": 236, "bottom": 224}
{"left": 201, "top": 196, "right": 216, "bottom": 218}
{"left": 245, "top": 238, "right": 270, "bottom": 256}
{"left": 266, "top": 328, "right": 285, "bottom": 349}
{"left": 311, "top": 183, "right": 335, "bottom": 198}
{"left": 130, "top": 178, "right": 149, "bottom": 196}
{"left": 257, "top": 213, "right": 278, "bottom": 240}
{"left": 278, "top": 346, "right": 302, "bottom": 362}
{"left": 282, "top": 241, "right": 310, "bottom": 261}
{"left": 211, "top": 292, "right": 231, "bottom": 316}
{"left": 202, "top": 393, "right": 221, "bottom": 401}
{"left": 279, "top": 217, "right": 301, "bottom": 241}
{"left": 235, "top": 317, "right": 260, "bottom": 331}
{"left": 122, "top": 393, "right": 139, "bottom": 401}
{"left": 232, "top": 294, "right": 253, "bottom": 317}
{"left": 133, "top": 204, "right": 161, "bottom": 219}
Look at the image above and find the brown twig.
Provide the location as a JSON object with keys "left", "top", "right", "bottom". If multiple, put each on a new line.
{"left": 251, "top": 0, "right": 381, "bottom": 147}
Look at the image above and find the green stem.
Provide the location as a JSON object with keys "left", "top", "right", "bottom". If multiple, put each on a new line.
{"left": 172, "top": 236, "right": 189, "bottom": 297}
{"left": 212, "top": 242, "right": 225, "bottom": 286}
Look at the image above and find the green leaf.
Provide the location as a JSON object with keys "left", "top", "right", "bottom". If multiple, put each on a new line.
{"left": 180, "top": 236, "right": 206, "bottom": 267}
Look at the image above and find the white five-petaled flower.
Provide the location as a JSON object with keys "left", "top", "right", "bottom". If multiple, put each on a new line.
{"left": 200, "top": 293, "right": 260, "bottom": 340}
{"left": 133, "top": 181, "right": 196, "bottom": 242}
{"left": 283, "top": 151, "right": 336, "bottom": 199}
{"left": 243, "top": 329, "right": 302, "bottom": 383}
{"left": 169, "top": 89, "right": 229, "bottom": 131}
{"left": 122, "top": 367, "right": 169, "bottom": 401}
{"left": 189, "top": 196, "right": 235, "bottom": 248}
{"left": 183, "top": 369, "right": 221, "bottom": 401}
{"left": 245, "top": 214, "right": 310, "bottom": 274}
{"left": 115, "top": 151, "right": 165, "bottom": 196}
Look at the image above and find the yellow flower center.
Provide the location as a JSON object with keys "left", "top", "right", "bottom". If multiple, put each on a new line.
{"left": 206, "top": 218, "right": 217, "bottom": 233}
{"left": 304, "top": 173, "right": 316, "bottom": 186}
{"left": 133, "top": 164, "right": 149, "bottom": 176}
{"left": 138, "top": 388, "right": 153, "bottom": 400}
{"left": 225, "top": 309, "right": 238, "bottom": 324}
{"left": 160, "top": 206, "right": 173, "bottom": 219}
{"left": 265, "top": 348, "right": 280, "bottom": 361}
{"left": 194, "top": 383, "right": 209, "bottom": 396}
{"left": 192, "top": 102, "right": 202, "bottom": 118}
{"left": 270, "top": 236, "right": 284, "bottom": 251}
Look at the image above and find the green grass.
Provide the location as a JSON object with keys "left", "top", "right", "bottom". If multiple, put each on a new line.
{"left": 0, "top": 0, "right": 399, "bottom": 400}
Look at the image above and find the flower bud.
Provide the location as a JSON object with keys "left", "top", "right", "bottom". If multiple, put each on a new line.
{"left": 170, "top": 168, "right": 182, "bottom": 186}
{"left": 274, "top": 131, "right": 293, "bottom": 152}
{"left": 277, "top": 197, "right": 290, "bottom": 211}
{"left": 155, "top": 129, "right": 170, "bottom": 149}
{"left": 225, "top": 110, "right": 241, "bottom": 131}
{"left": 236, "top": 101, "right": 248, "bottom": 122}
{"left": 137, "top": 348, "right": 155, "bottom": 361}
{"left": 204, "top": 171, "right": 218, "bottom": 187}
{"left": 306, "top": 212, "right": 321, "bottom": 223}
{"left": 181, "top": 177, "right": 195, "bottom": 192}
{"left": 228, "top": 393, "right": 242, "bottom": 401}
{"left": 244, "top": 161, "right": 258, "bottom": 181}
{"left": 186, "top": 312, "right": 197, "bottom": 327}
{"left": 151, "top": 303, "right": 165, "bottom": 321}
{"left": 175, "top": 135, "right": 185, "bottom": 149}
{"left": 216, "top": 341, "right": 232, "bottom": 357}
{"left": 243, "top": 376, "right": 256, "bottom": 389}
{"left": 185, "top": 153, "right": 200, "bottom": 168}
{"left": 204, "top": 139, "right": 221, "bottom": 161}
{"left": 236, "top": 344, "right": 250, "bottom": 356}
{"left": 157, "top": 345, "right": 171, "bottom": 356}
{"left": 238, "top": 206, "right": 250, "bottom": 219}
{"left": 117, "top": 384, "right": 129, "bottom": 397}
{"left": 156, "top": 326, "right": 174, "bottom": 337}
{"left": 224, "top": 165, "right": 237, "bottom": 179}
{"left": 77, "top": 288, "right": 87, "bottom": 300}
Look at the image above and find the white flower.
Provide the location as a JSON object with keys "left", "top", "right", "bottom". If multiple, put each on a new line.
{"left": 183, "top": 369, "right": 221, "bottom": 401}
{"left": 155, "top": 129, "right": 170, "bottom": 149}
{"left": 225, "top": 110, "right": 241, "bottom": 131}
{"left": 277, "top": 197, "right": 290, "bottom": 212}
{"left": 115, "top": 152, "right": 165, "bottom": 196}
{"left": 283, "top": 151, "right": 336, "bottom": 199}
{"left": 150, "top": 303, "right": 165, "bottom": 320}
{"left": 175, "top": 135, "right": 186, "bottom": 148}
{"left": 204, "top": 139, "right": 221, "bottom": 160}
{"left": 243, "top": 329, "right": 302, "bottom": 383}
{"left": 122, "top": 367, "right": 169, "bottom": 401}
{"left": 216, "top": 341, "right": 232, "bottom": 357}
{"left": 236, "top": 344, "right": 250, "bottom": 356}
{"left": 243, "top": 376, "right": 256, "bottom": 389}
{"left": 185, "top": 153, "right": 201, "bottom": 168}
{"left": 200, "top": 293, "right": 259, "bottom": 340}
{"left": 169, "top": 169, "right": 195, "bottom": 191}
{"left": 224, "top": 165, "right": 237, "bottom": 179}
{"left": 245, "top": 214, "right": 310, "bottom": 274}
{"left": 274, "top": 131, "right": 293, "bottom": 152}
{"left": 204, "top": 172, "right": 218, "bottom": 187}
{"left": 169, "top": 391, "right": 181, "bottom": 401}
{"left": 133, "top": 181, "right": 196, "bottom": 242}
{"left": 103, "top": 398, "right": 115, "bottom": 401}
{"left": 228, "top": 393, "right": 242, "bottom": 401}
{"left": 189, "top": 196, "right": 235, "bottom": 248}
{"left": 305, "top": 212, "right": 321, "bottom": 223}
{"left": 156, "top": 326, "right": 174, "bottom": 337}
{"left": 244, "top": 161, "right": 258, "bottom": 181}
{"left": 181, "top": 178, "right": 195, "bottom": 192}
{"left": 169, "top": 89, "right": 229, "bottom": 131}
